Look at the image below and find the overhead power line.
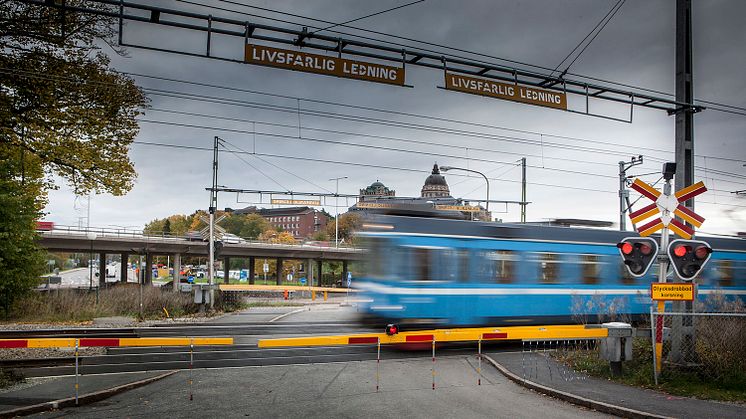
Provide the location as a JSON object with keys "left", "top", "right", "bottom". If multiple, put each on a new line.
{"left": 129, "top": 139, "right": 746, "bottom": 208}
{"left": 308, "top": 0, "right": 425, "bottom": 36}
{"left": 198, "top": 0, "right": 746, "bottom": 115}
{"left": 552, "top": 0, "right": 624, "bottom": 77}
{"left": 4, "top": 67, "right": 744, "bottom": 165}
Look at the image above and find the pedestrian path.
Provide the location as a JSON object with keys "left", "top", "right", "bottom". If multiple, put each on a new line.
{"left": 486, "top": 351, "right": 746, "bottom": 419}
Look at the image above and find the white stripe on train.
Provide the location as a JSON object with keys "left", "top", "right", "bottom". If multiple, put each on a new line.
{"left": 356, "top": 281, "right": 746, "bottom": 296}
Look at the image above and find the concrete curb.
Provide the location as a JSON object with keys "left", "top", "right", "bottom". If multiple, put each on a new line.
{"left": 0, "top": 370, "right": 178, "bottom": 418}
{"left": 482, "top": 355, "right": 672, "bottom": 419}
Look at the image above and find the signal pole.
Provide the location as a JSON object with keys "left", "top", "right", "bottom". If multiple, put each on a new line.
{"left": 208, "top": 136, "right": 221, "bottom": 309}
{"left": 672, "top": 0, "right": 698, "bottom": 362}
{"left": 521, "top": 157, "right": 527, "bottom": 223}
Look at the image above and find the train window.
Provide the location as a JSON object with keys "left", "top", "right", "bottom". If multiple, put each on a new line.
{"left": 540, "top": 253, "right": 560, "bottom": 283}
{"left": 490, "top": 250, "right": 515, "bottom": 283}
{"left": 473, "top": 250, "right": 514, "bottom": 283}
{"left": 718, "top": 260, "right": 734, "bottom": 287}
{"left": 439, "top": 248, "right": 460, "bottom": 281}
{"left": 412, "top": 247, "right": 432, "bottom": 281}
{"left": 365, "top": 238, "right": 387, "bottom": 278}
{"left": 581, "top": 254, "right": 601, "bottom": 284}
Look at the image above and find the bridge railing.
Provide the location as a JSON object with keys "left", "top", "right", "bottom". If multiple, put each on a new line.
{"left": 38, "top": 225, "right": 359, "bottom": 249}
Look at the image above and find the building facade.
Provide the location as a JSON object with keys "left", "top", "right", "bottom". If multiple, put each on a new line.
{"left": 349, "top": 163, "right": 491, "bottom": 221}
{"left": 235, "top": 206, "right": 328, "bottom": 238}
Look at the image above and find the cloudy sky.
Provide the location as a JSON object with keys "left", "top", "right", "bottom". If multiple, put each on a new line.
{"left": 44, "top": 0, "right": 746, "bottom": 235}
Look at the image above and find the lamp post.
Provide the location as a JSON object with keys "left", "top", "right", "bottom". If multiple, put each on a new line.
{"left": 440, "top": 166, "right": 490, "bottom": 213}
{"left": 329, "top": 176, "right": 348, "bottom": 248}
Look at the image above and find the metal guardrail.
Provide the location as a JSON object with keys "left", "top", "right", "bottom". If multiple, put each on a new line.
{"left": 38, "top": 225, "right": 359, "bottom": 250}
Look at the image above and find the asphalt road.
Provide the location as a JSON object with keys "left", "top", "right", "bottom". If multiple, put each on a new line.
{"left": 36, "top": 356, "right": 612, "bottom": 419}
{"left": 26, "top": 304, "right": 607, "bottom": 417}
{"left": 45, "top": 263, "right": 135, "bottom": 288}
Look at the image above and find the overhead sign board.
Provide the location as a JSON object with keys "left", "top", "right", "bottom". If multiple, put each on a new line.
{"left": 650, "top": 283, "right": 695, "bottom": 301}
{"left": 245, "top": 44, "right": 405, "bottom": 86}
{"left": 444, "top": 72, "right": 567, "bottom": 110}
{"left": 434, "top": 205, "right": 481, "bottom": 212}
{"left": 356, "top": 202, "right": 398, "bottom": 209}
{"left": 271, "top": 199, "right": 321, "bottom": 206}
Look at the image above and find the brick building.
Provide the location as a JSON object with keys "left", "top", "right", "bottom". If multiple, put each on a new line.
{"left": 235, "top": 206, "right": 328, "bottom": 239}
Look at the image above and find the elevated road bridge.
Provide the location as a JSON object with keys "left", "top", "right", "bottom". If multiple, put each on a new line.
{"left": 38, "top": 226, "right": 362, "bottom": 290}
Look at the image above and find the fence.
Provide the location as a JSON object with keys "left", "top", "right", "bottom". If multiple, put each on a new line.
{"left": 650, "top": 310, "right": 746, "bottom": 384}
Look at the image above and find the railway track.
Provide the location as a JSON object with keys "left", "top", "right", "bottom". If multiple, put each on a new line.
{"left": 7, "top": 344, "right": 496, "bottom": 377}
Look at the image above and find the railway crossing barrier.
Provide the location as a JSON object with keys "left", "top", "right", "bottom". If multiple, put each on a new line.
{"left": 258, "top": 324, "right": 620, "bottom": 391}
{"left": 0, "top": 337, "right": 233, "bottom": 405}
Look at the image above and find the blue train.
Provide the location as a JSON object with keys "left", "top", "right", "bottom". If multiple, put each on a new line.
{"left": 356, "top": 214, "right": 746, "bottom": 327}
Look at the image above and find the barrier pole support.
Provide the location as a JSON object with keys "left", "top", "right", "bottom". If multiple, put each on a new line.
{"left": 189, "top": 338, "right": 194, "bottom": 401}
{"left": 655, "top": 301, "right": 664, "bottom": 375}
{"left": 478, "top": 337, "right": 482, "bottom": 386}
{"left": 324, "top": 291, "right": 328, "bottom": 301}
{"left": 311, "top": 290, "right": 316, "bottom": 301}
{"left": 75, "top": 338, "right": 79, "bottom": 406}
{"left": 376, "top": 337, "right": 380, "bottom": 392}
{"left": 432, "top": 338, "right": 436, "bottom": 390}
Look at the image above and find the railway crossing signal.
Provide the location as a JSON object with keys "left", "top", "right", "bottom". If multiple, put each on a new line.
{"left": 628, "top": 178, "right": 707, "bottom": 239}
{"left": 385, "top": 324, "right": 399, "bottom": 336}
{"left": 616, "top": 237, "right": 658, "bottom": 277}
{"left": 666, "top": 239, "right": 713, "bottom": 281}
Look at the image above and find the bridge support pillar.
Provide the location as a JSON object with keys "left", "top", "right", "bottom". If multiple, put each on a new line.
{"left": 248, "top": 257, "right": 255, "bottom": 285}
{"left": 317, "top": 260, "right": 323, "bottom": 286}
{"left": 173, "top": 253, "right": 181, "bottom": 292}
{"left": 307, "top": 258, "right": 315, "bottom": 287}
{"left": 223, "top": 257, "right": 230, "bottom": 284}
{"left": 99, "top": 253, "right": 106, "bottom": 287}
{"left": 120, "top": 253, "right": 129, "bottom": 283}
{"left": 276, "top": 258, "right": 283, "bottom": 285}
{"left": 342, "top": 260, "right": 348, "bottom": 286}
{"left": 144, "top": 253, "right": 153, "bottom": 285}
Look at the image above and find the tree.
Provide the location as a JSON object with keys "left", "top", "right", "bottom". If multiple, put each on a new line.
{"left": 0, "top": 2, "right": 148, "bottom": 309}
{"left": 0, "top": 143, "right": 45, "bottom": 314}
{"left": 162, "top": 218, "right": 171, "bottom": 235}
{"left": 258, "top": 229, "right": 296, "bottom": 244}
{"left": 1, "top": 2, "right": 148, "bottom": 196}
{"left": 326, "top": 212, "right": 362, "bottom": 244}
{"left": 220, "top": 213, "right": 270, "bottom": 240}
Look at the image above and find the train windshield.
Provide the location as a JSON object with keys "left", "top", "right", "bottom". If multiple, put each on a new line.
{"left": 363, "top": 236, "right": 399, "bottom": 281}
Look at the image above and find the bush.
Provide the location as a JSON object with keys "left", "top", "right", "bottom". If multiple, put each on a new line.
{"left": 5, "top": 285, "right": 200, "bottom": 322}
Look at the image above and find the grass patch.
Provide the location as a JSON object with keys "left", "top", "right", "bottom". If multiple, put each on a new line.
{"left": 2, "top": 285, "right": 248, "bottom": 323}
{"left": 555, "top": 338, "right": 746, "bottom": 403}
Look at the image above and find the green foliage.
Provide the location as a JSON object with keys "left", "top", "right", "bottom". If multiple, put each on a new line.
{"left": 0, "top": 144, "right": 45, "bottom": 314}
{"left": 556, "top": 338, "right": 746, "bottom": 402}
{"left": 0, "top": 2, "right": 148, "bottom": 309}
{"left": 144, "top": 214, "right": 192, "bottom": 237}
{"left": 220, "top": 213, "right": 270, "bottom": 240}
{"left": 1, "top": 1, "right": 148, "bottom": 196}
{"left": 326, "top": 212, "right": 362, "bottom": 244}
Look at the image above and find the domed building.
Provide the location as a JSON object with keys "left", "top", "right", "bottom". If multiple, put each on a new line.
{"left": 421, "top": 164, "right": 452, "bottom": 198}
{"left": 359, "top": 180, "right": 395, "bottom": 202}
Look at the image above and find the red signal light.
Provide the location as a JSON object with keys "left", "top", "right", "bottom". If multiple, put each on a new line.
{"left": 694, "top": 245, "right": 710, "bottom": 260}
{"left": 385, "top": 324, "right": 399, "bottom": 336}
{"left": 673, "top": 245, "right": 688, "bottom": 257}
{"left": 639, "top": 243, "right": 653, "bottom": 255}
{"left": 620, "top": 242, "right": 633, "bottom": 255}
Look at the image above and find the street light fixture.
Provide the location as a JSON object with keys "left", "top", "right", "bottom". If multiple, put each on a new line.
{"left": 329, "top": 176, "right": 348, "bottom": 248}
{"left": 440, "top": 166, "right": 490, "bottom": 214}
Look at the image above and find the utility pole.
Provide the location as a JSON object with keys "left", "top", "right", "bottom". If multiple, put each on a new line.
{"left": 521, "top": 158, "right": 527, "bottom": 223}
{"left": 208, "top": 136, "right": 221, "bottom": 309}
{"left": 329, "top": 176, "right": 347, "bottom": 248}
{"left": 618, "top": 156, "right": 644, "bottom": 231}
{"left": 671, "top": 0, "right": 698, "bottom": 362}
